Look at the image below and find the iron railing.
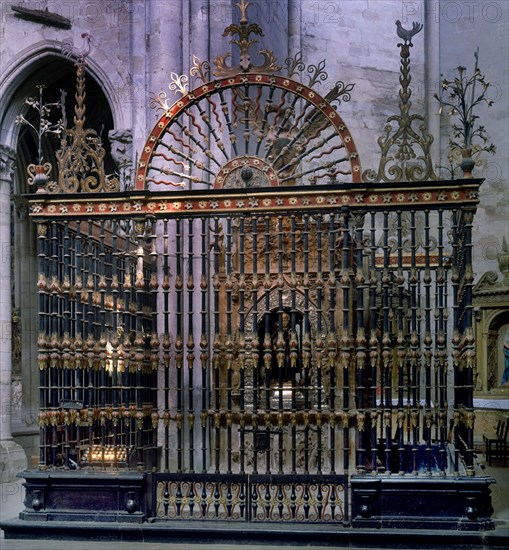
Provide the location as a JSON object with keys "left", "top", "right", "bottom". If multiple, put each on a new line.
{"left": 30, "top": 180, "right": 480, "bottom": 480}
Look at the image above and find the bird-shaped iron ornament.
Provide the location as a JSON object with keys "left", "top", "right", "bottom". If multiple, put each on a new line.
{"left": 61, "top": 32, "right": 92, "bottom": 63}
{"left": 395, "top": 20, "right": 423, "bottom": 45}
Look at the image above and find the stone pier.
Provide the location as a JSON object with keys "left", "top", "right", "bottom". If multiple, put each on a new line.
{"left": 0, "top": 144, "right": 27, "bottom": 482}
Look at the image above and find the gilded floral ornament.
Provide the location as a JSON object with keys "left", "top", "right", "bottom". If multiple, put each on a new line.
{"left": 16, "top": 84, "right": 65, "bottom": 191}
{"left": 190, "top": 55, "right": 210, "bottom": 83}
{"left": 285, "top": 51, "right": 305, "bottom": 79}
{"left": 169, "top": 72, "right": 189, "bottom": 96}
{"left": 25, "top": 35, "right": 119, "bottom": 193}
{"left": 434, "top": 48, "right": 496, "bottom": 177}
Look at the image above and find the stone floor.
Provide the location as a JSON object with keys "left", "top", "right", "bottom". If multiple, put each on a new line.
{"left": 1, "top": 453, "right": 507, "bottom": 549}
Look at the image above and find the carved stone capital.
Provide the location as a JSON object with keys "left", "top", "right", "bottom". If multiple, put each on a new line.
{"left": 12, "top": 194, "right": 29, "bottom": 221}
{"left": 108, "top": 129, "right": 133, "bottom": 169}
{"left": 0, "top": 144, "right": 16, "bottom": 181}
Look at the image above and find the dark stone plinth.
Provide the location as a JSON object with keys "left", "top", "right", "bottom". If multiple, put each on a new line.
{"left": 351, "top": 475, "right": 496, "bottom": 530}
{"left": 17, "top": 469, "right": 146, "bottom": 523}
{"left": 1, "top": 518, "right": 508, "bottom": 548}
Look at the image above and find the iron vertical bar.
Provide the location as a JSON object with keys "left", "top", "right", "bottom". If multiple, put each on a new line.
{"left": 62, "top": 222, "right": 71, "bottom": 408}
{"left": 276, "top": 216, "right": 284, "bottom": 474}
{"left": 381, "top": 212, "right": 392, "bottom": 473}
{"left": 121, "top": 222, "right": 132, "bottom": 453}
{"left": 187, "top": 218, "right": 196, "bottom": 473}
{"left": 85, "top": 221, "right": 94, "bottom": 410}
{"left": 239, "top": 217, "right": 246, "bottom": 474}
{"left": 200, "top": 218, "right": 209, "bottom": 473}
{"left": 395, "top": 211, "right": 405, "bottom": 474}
{"left": 302, "top": 215, "right": 311, "bottom": 473}
{"left": 74, "top": 221, "right": 83, "bottom": 406}
{"left": 212, "top": 218, "right": 221, "bottom": 474}
{"left": 37, "top": 222, "right": 48, "bottom": 468}
{"left": 111, "top": 223, "right": 119, "bottom": 409}
{"left": 437, "top": 209, "right": 448, "bottom": 473}
{"left": 162, "top": 219, "right": 171, "bottom": 471}
{"left": 111, "top": 221, "right": 120, "bottom": 463}
{"left": 315, "top": 215, "right": 324, "bottom": 474}
{"left": 339, "top": 212, "right": 351, "bottom": 474}
{"left": 98, "top": 221, "right": 107, "bottom": 415}
{"left": 409, "top": 211, "right": 419, "bottom": 474}
{"left": 175, "top": 218, "right": 184, "bottom": 472}
{"left": 423, "top": 210, "right": 433, "bottom": 473}
{"left": 368, "top": 212, "right": 380, "bottom": 472}
{"left": 49, "top": 222, "right": 59, "bottom": 412}
{"left": 134, "top": 220, "right": 146, "bottom": 471}
{"left": 251, "top": 216, "right": 259, "bottom": 475}
{"left": 290, "top": 215, "right": 298, "bottom": 474}
{"left": 353, "top": 212, "right": 367, "bottom": 473}
{"left": 149, "top": 218, "right": 159, "bottom": 470}
{"left": 263, "top": 216, "right": 272, "bottom": 474}
{"left": 49, "top": 221, "right": 59, "bottom": 466}
{"left": 326, "top": 212, "right": 339, "bottom": 476}
{"left": 225, "top": 217, "right": 234, "bottom": 474}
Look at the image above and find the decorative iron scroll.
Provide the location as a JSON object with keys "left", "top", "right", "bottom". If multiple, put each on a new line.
{"left": 154, "top": 474, "right": 346, "bottom": 523}
{"left": 363, "top": 21, "right": 436, "bottom": 183}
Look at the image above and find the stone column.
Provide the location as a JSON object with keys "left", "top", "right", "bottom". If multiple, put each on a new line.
{"left": 0, "top": 144, "right": 27, "bottom": 482}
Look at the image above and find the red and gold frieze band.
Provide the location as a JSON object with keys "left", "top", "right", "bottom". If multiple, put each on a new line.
{"left": 28, "top": 179, "right": 481, "bottom": 219}
{"left": 30, "top": 180, "right": 480, "bottom": 219}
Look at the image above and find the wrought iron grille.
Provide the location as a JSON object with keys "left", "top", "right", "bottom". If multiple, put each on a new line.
{"left": 32, "top": 181, "right": 480, "bottom": 481}
{"left": 23, "top": 5, "right": 484, "bottom": 526}
{"left": 153, "top": 473, "right": 347, "bottom": 523}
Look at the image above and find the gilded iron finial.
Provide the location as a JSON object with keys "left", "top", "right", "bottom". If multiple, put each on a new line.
{"left": 50, "top": 40, "right": 119, "bottom": 193}
{"left": 212, "top": 0, "right": 280, "bottom": 77}
{"left": 363, "top": 20, "right": 436, "bottom": 183}
{"left": 169, "top": 72, "right": 189, "bottom": 96}
{"left": 235, "top": 0, "right": 251, "bottom": 23}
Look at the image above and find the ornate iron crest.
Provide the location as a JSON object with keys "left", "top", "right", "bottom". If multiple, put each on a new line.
{"left": 140, "top": 0, "right": 361, "bottom": 191}
{"left": 363, "top": 21, "right": 437, "bottom": 183}
{"left": 55, "top": 63, "right": 119, "bottom": 193}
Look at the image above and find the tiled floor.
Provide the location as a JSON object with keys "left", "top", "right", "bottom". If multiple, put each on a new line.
{"left": 1, "top": 455, "right": 507, "bottom": 550}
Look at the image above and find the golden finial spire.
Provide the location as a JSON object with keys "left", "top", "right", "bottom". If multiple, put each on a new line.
{"left": 213, "top": 0, "right": 280, "bottom": 77}
{"left": 235, "top": 0, "right": 251, "bottom": 23}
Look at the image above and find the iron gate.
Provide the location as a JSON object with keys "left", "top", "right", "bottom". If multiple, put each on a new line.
{"left": 26, "top": 2, "right": 481, "bottom": 526}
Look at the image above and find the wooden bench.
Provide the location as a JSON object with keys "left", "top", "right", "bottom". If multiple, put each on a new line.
{"left": 483, "top": 419, "right": 508, "bottom": 466}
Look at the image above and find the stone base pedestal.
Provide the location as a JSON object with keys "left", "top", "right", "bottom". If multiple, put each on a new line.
{"left": 351, "top": 475, "right": 496, "bottom": 530}
{"left": 18, "top": 470, "right": 147, "bottom": 523}
{"left": 0, "top": 440, "right": 27, "bottom": 483}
